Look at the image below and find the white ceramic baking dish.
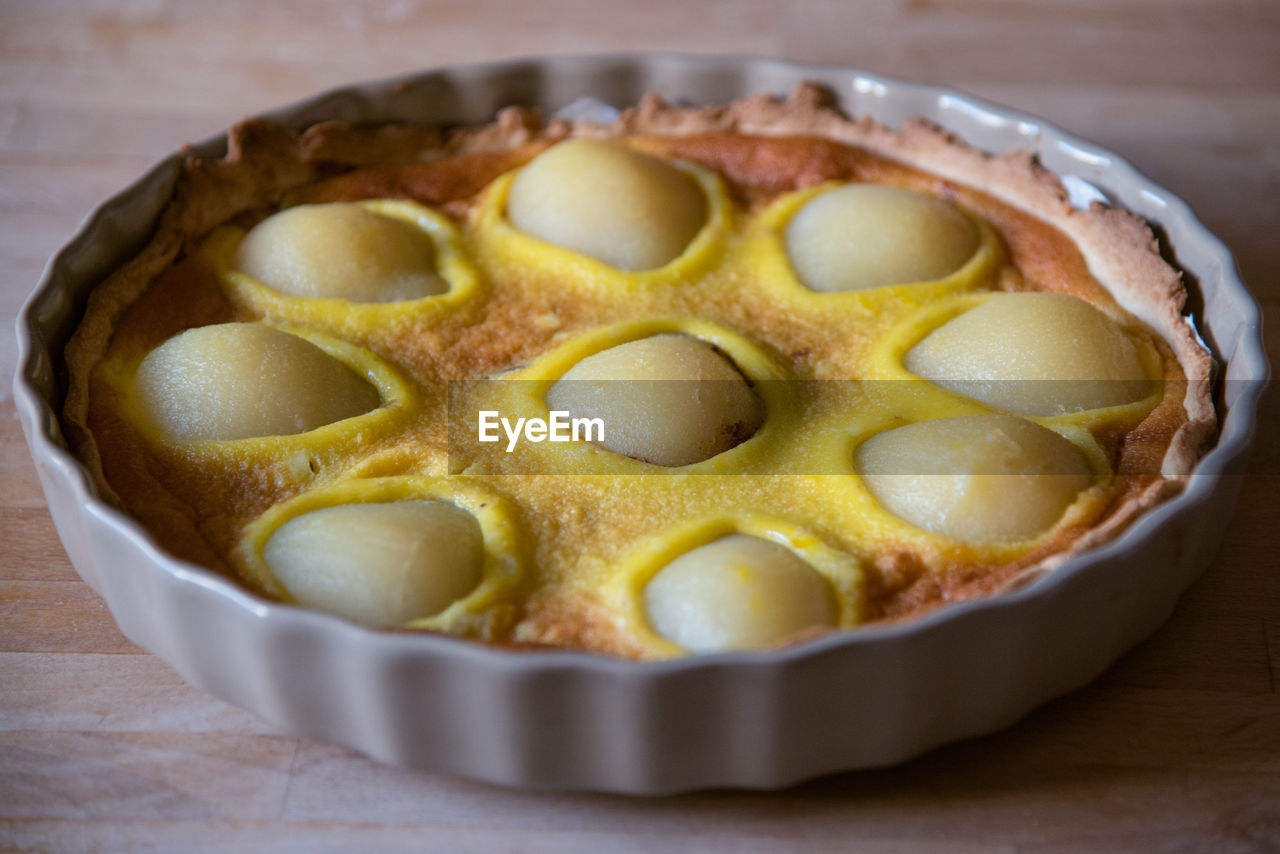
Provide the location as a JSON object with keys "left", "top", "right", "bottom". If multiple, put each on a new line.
{"left": 13, "top": 55, "right": 1268, "bottom": 793}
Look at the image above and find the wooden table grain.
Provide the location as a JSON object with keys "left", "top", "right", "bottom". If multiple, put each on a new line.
{"left": 2, "top": 1, "right": 1278, "bottom": 851}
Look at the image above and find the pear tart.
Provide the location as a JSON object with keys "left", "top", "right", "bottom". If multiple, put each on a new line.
{"left": 63, "top": 84, "right": 1215, "bottom": 659}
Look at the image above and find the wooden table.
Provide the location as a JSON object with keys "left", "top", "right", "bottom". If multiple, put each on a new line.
{"left": 2, "top": 1, "right": 1278, "bottom": 850}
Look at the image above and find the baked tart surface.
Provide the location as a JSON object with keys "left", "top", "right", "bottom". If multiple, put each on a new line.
{"left": 64, "top": 83, "right": 1216, "bottom": 659}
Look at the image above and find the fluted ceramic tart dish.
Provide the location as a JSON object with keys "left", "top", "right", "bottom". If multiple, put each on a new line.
{"left": 14, "top": 56, "right": 1267, "bottom": 792}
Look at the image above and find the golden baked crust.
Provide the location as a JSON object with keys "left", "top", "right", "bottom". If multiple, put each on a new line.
{"left": 63, "top": 83, "right": 1217, "bottom": 657}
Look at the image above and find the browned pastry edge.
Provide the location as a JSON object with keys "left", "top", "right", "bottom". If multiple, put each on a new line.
{"left": 62, "top": 82, "right": 1219, "bottom": 636}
